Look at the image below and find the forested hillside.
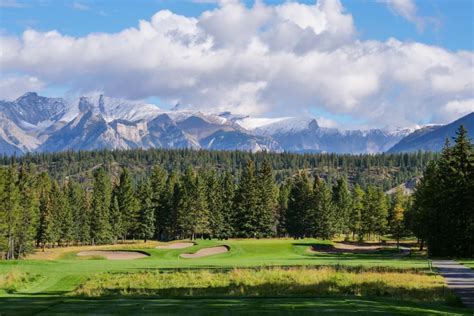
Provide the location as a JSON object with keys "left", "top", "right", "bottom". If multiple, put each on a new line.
{"left": 1, "top": 149, "right": 437, "bottom": 191}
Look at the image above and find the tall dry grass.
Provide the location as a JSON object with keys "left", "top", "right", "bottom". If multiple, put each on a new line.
{"left": 0, "top": 270, "right": 38, "bottom": 292}
{"left": 73, "top": 266, "right": 447, "bottom": 302}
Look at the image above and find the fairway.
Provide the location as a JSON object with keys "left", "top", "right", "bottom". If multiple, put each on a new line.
{"left": 0, "top": 239, "right": 471, "bottom": 315}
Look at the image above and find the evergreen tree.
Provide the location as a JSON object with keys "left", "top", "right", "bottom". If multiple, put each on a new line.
{"left": 219, "top": 171, "right": 235, "bottom": 239}
{"left": 137, "top": 179, "right": 155, "bottom": 242}
{"left": 285, "top": 172, "right": 313, "bottom": 238}
{"left": 66, "top": 180, "right": 90, "bottom": 245}
{"left": 313, "top": 177, "right": 336, "bottom": 239}
{"left": 256, "top": 159, "right": 277, "bottom": 237}
{"left": 234, "top": 160, "right": 259, "bottom": 237}
{"left": 57, "top": 181, "right": 74, "bottom": 246}
{"left": 0, "top": 167, "right": 20, "bottom": 259}
{"left": 90, "top": 168, "right": 112, "bottom": 244}
{"left": 205, "top": 170, "right": 225, "bottom": 238}
{"left": 157, "top": 171, "right": 178, "bottom": 240}
{"left": 36, "top": 172, "right": 53, "bottom": 250}
{"left": 390, "top": 188, "right": 406, "bottom": 249}
{"left": 109, "top": 186, "right": 125, "bottom": 243}
{"left": 332, "top": 177, "right": 352, "bottom": 236}
{"left": 117, "top": 168, "right": 139, "bottom": 238}
{"left": 49, "top": 181, "right": 68, "bottom": 246}
{"left": 349, "top": 185, "right": 364, "bottom": 240}
{"left": 413, "top": 126, "right": 474, "bottom": 257}
{"left": 15, "top": 165, "right": 39, "bottom": 257}
{"left": 276, "top": 182, "right": 290, "bottom": 237}
{"left": 150, "top": 165, "right": 167, "bottom": 238}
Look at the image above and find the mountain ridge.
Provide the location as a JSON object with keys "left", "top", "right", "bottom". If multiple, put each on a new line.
{"left": 0, "top": 92, "right": 470, "bottom": 155}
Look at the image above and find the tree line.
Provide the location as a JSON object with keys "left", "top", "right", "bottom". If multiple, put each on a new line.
{"left": 0, "top": 159, "right": 412, "bottom": 259}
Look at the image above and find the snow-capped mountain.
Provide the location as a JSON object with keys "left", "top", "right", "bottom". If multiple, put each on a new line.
{"left": 0, "top": 92, "right": 421, "bottom": 155}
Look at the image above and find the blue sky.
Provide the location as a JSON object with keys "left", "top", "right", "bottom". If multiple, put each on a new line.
{"left": 0, "top": 0, "right": 473, "bottom": 129}
{"left": 2, "top": 0, "right": 472, "bottom": 50}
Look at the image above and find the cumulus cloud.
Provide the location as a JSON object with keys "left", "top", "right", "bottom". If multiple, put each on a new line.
{"left": 0, "top": 0, "right": 472, "bottom": 128}
{"left": 438, "top": 99, "right": 474, "bottom": 123}
{"left": 379, "top": 0, "right": 439, "bottom": 32}
{"left": 0, "top": 75, "right": 45, "bottom": 100}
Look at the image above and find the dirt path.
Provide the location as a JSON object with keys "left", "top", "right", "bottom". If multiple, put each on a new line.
{"left": 432, "top": 260, "right": 474, "bottom": 309}
{"left": 180, "top": 246, "right": 229, "bottom": 258}
{"left": 156, "top": 242, "right": 194, "bottom": 249}
{"left": 77, "top": 250, "right": 148, "bottom": 260}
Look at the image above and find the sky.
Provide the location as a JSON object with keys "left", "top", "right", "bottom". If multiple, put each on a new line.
{"left": 0, "top": 0, "right": 473, "bottom": 129}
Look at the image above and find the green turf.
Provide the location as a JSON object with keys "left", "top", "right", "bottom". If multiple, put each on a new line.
{"left": 0, "top": 239, "right": 469, "bottom": 315}
{"left": 0, "top": 297, "right": 469, "bottom": 316}
{"left": 459, "top": 260, "right": 474, "bottom": 269}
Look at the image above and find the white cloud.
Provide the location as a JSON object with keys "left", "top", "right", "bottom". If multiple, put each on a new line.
{"left": 378, "top": 0, "right": 439, "bottom": 32}
{"left": 71, "top": 1, "right": 90, "bottom": 11}
{"left": 0, "top": 75, "right": 45, "bottom": 101}
{"left": 0, "top": 0, "right": 472, "bottom": 128}
{"left": 438, "top": 99, "right": 474, "bottom": 123}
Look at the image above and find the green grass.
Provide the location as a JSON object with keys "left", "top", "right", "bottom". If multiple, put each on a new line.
{"left": 459, "top": 260, "right": 474, "bottom": 269}
{"left": 0, "top": 238, "right": 469, "bottom": 315}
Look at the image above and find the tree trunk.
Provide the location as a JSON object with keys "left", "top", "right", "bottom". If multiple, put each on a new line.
{"left": 419, "top": 239, "right": 424, "bottom": 251}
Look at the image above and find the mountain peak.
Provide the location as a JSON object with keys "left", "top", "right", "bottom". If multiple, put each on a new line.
{"left": 308, "top": 119, "right": 319, "bottom": 130}
{"left": 16, "top": 92, "right": 39, "bottom": 101}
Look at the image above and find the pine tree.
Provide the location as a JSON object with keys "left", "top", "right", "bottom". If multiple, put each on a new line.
{"left": 109, "top": 186, "right": 125, "bottom": 243}
{"left": 0, "top": 167, "right": 20, "bottom": 259}
{"left": 36, "top": 172, "right": 53, "bottom": 250}
{"left": 286, "top": 172, "right": 313, "bottom": 238}
{"left": 49, "top": 181, "right": 68, "bottom": 246}
{"left": 332, "top": 177, "right": 352, "bottom": 236}
{"left": 349, "top": 185, "right": 364, "bottom": 240}
{"left": 150, "top": 165, "right": 167, "bottom": 239}
{"left": 57, "top": 181, "right": 74, "bottom": 246}
{"left": 117, "top": 168, "right": 139, "bottom": 238}
{"left": 157, "top": 171, "right": 178, "bottom": 240}
{"left": 256, "top": 159, "right": 277, "bottom": 237}
{"left": 313, "top": 177, "right": 336, "bottom": 240}
{"left": 66, "top": 180, "right": 90, "bottom": 245}
{"left": 413, "top": 126, "right": 474, "bottom": 257}
{"left": 90, "top": 168, "right": 112, "bottom": 244}
{"left": 205, "top": 170, "right": 225, "bottom": 238}
{"left": 137, "top": 179, "right": 155, "bottom": 242}
{"left": 219, "top": 171, "right": 235, "bottom": 239}
{"left": 15, "top": 165, "right": 39, "bottom": 257}
{"left": 390, "top": 188, "right": 405, "bottom": 249}
{"left": 234, "top": 160, "right": 259, "bottom": 237}
{"left": 276, "top": 182, "right": 290, "bottom": 237}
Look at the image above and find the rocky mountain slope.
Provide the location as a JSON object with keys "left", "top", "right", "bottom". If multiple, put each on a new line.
{"left": 388, "top": 112, "right": 474, "bottom": 153}
{"left": 3, "top": 92, "right": 465, "bottom": 155}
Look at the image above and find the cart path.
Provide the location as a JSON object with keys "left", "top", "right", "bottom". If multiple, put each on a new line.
{"left": 432, "top": 260, "right": 474, "bottom": 309}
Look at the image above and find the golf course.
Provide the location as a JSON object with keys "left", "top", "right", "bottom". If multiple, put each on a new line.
{"left": 0, "top": 238, "right": 471, "bottom": 315}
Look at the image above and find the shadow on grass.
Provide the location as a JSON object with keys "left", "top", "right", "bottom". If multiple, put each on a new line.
{"left": 0, "top": 296, "right": 469, "bottom": 316}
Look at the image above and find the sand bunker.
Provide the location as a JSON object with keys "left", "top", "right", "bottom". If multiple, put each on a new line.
{"left": 156, "top": 242, "right": 194, "bottom": 250}
{"left": 77, "top": 250, "right": 149, "bottom": 260}
{"left": 180, "top": 246, "right": 229, "bottom": 258}
{"left": 309, "top": 242, "right": 383, "bottom": 254}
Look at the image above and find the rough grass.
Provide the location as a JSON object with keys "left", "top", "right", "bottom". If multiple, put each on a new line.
{"left": 73, "top": 266, "right": 448, "bottom": 302}
{"left": 0, "top": 270, "right": 39, "bottom": 293}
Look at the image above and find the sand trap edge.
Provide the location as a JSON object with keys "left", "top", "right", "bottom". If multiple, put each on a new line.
{"left": 180, "top": 245, "right": 230, "bottom": 259}
{"left": 156, "top": 242, "right": 195, "bottom": 250}
{"left": 76, "top": 250, "right": 150, "bottom": 260}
